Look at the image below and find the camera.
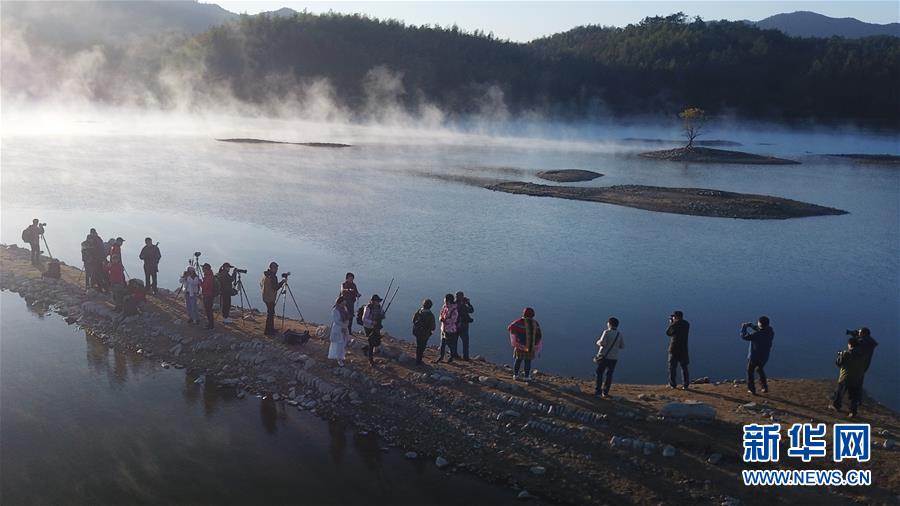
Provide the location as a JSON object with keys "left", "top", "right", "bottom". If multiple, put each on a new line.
{"left": 845, "top": 329, "right": 858, "bottom": 337}
{"left": 234, "top": 268, "right": 248, "bottom": 274}
{"left": 281, "top": 272, "right": 291, "bottom": 278}
{"left": 40, "top": 222, "right": 47, "bottom": 227}
{"left": 194, "top": 251, "right": 201, "bottom": 257}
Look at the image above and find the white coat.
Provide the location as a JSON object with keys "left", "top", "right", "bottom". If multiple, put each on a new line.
{"left": 596, "top": 329, "right": 624, "bottom": 361}
{"left": 328, "top": 306, "right": 350, "bottom": 361}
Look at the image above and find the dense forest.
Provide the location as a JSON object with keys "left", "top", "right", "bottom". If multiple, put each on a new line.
{"left": 5, "top": 7, "right": 898, "bottom": 125}
{"left": 187, "top": 12, "right": 899, "bottom": 125}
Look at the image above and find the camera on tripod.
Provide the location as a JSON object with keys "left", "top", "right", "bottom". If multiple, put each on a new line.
{"left": 39, "top": 222, "right": 47, "bottom": 227}
{"left": 281, "top": 272, "right": 291, "bottom": 278}
{"left": 233, "top": 268, "right": 248, "bottom": 274}
{"left": 194, "top": 251, "right": 201, "bottom": 258}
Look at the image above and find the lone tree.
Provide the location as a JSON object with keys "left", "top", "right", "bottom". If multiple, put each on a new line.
{"left": 679, "top": 107, "right": 706, "bottom": 149}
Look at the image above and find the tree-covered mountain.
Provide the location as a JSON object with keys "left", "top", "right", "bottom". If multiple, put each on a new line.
{"left": 191, "top": 12, "right": 899, "bottom": 124}
{"left": 755, "top": 11, "right": 900, "bottom": 39}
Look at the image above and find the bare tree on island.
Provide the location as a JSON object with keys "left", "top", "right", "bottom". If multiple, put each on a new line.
{"left": 679, "top": 107, "right": 706, "bottom": 149}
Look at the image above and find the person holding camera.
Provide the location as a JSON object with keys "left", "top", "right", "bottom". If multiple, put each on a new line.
{"left": 456, "top": 291, "right": 475, "bottom": 361}
{"left": 139, "top": 238, "right": 162, "bottom": 295}
{"left": 179, "top": 266, "right": 201, "bottom": 324}
{"left": 22, "top": 219, "right": 45, "bottom": 265}
{"left": 831, "top": 337, "right": 867, "bottom": 417}
{"left": 200, "top": 263, "right": 218, "bottom": 330}
{"left": 741, "top": 316, "right": 774, "bottom": 395}
{"left": 362, "top": 294, "right": 385, "bottom": 366}
{"left": 594, "top": 317, "right": 624, "bottom": 397}
{"left": 260, "top": 262, "right": 286, "bottom": 336}
{"left": 412, "top": 299, "right": 436, "bottom": 366}
{"left": 217, "top": 263, "right": 237, "bottom": 323}
{"left": 341, "top": 273, "right": 360, "bottom": 334}
{"left": 845, "top": 327, "right": 878, "bottom": 372}
{"left": 665, "top": 311, "right": 691, "bottom": 390}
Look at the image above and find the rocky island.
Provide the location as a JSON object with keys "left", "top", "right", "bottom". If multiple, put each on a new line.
{"left": 486, "top": 183, "right": 848, "bottom": 219}
{"left": 828, "top": 154, "right": 900, "bottom": 165}
{"left": 2, "top": 245, "right": 897, "bottom": 506}
{"left": 217, "top": 138, "right": 352, "bottom": 148}
{"left": 640, "top": 146, "right": 799, "bottom": 165}
{"left": 536, "top": 170, "right": 603, "bottom": 183}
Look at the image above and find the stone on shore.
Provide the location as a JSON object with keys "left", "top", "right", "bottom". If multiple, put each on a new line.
{"left": 660, "top": 401, "right": 716, "bottom": 420}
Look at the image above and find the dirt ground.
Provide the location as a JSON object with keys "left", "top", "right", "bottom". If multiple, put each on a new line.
{"left": 1, "top": 244, "right": 897, "bottom": 506}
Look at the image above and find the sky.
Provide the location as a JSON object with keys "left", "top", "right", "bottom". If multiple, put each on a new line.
{"left": 207, "top": 1, "right": 900, "bottom": 41}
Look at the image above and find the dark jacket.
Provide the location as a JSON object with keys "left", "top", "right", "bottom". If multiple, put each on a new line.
{"left": 666, "top": 319, "right": 690, "bottom": 360}
{"left": 217, "top": 270, "right": 235, "bottom": 298}
{"left": 837, "top": 348, "right": 867, "bottom": 387}
{"left": 855, "top": 334, "right": 878, "bottom": 372}
{"left": 139, "top": 245, "right": 162, "bottom": 269}
{"left": 741, "top": 325, "right": 774, "bottom": 365}
{"left": 412, "top": 308, "right": 436, "bottom": 338}
{"left": 457, "top": 299, "right": 474, "bottom": 330}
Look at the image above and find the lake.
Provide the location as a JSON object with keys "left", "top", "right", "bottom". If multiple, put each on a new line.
{"left": 1, "top": 112, "right": 898, "bottom": 409}
{"left": 0, "top": 290, "right": 527, "bottom": 505}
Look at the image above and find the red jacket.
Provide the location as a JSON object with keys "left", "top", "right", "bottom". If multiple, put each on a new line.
{"left": 108, "top": 262, "right": 125, "bottom": 285}
{"left": 201, "top": 272, "right": 216, "bottom": 298}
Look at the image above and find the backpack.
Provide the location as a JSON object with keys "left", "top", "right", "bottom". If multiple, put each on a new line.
{"left": 356, "top": 306, "right": 365, "bottom": 326}
{"left": 22, "top": 227, "right": 34, "bottom": 243}
{"left": 43, "top": 259, "right": 61, "bottom": 279}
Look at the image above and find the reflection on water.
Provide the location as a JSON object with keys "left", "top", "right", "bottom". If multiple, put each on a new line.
{"left": 1, "top": 124, "right": 897, "bottom": 410}
{"left": 0, "top": 292, "right": 523, "bottom": 505}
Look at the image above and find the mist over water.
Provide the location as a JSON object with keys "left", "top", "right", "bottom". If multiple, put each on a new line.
{"left": 2, "top": 107, "right": 898, "bottom": 409}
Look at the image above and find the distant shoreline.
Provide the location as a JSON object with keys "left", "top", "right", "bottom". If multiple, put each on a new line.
{"left": 486, "top": 182, "right": 847, "bottom": 219}
{"left": 536, "top": 169, "right": 603, "bottom": 183}
{"left": 216, "top": 138, "right": 352, "bottom": 148}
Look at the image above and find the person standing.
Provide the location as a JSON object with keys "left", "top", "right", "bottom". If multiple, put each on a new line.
{"left": 110, "top": 237, "right": 124, "bottom": 260}
{"left": 362, "top": 294, "right": 385, "bottom": 366}
{"left": 741, "top": 316, "right": 774, "bottom": 395}
{"left": 412, "top": 299, "right": 436, "bottom": 365}
{"left": 328, "top": 295, "right": 350, "bottom": 366}
{"left": 435, "top": 294, "right": 459, "bottom": 363}
{"left": 341, "top": 273, "right": 360, "bottom": 334}
{"left": 665, "top": 310, "right": 691, "bottom": 390}
{"left": 81, "top": 234, "right": 95, "bottom": 290}
{"left": 594, "top": 317, "right": 624, "bottom": 397}
{"left": 846, "top": 327, "right": 878, "bottom": 372}
{"left": 108, "top": 254, "right": 127, "bottom": 311}
{"left": 260, "top": 262, "right": 286, "bottom": 336}
{"left": 86, "top": 229, "right": 106, "bottom": 291}
{"left": 217, "top": 263, "right": 236, "bottom": 324}
{"left": 831, "top": 337, "right": 867, "bottom": 418}
{"left": 200, "top": 263, "right": 217, "bottom": 330}
{"left": 22, "top": 219, "right": 44, "bottom": 265}
{"left": 139, "top": 238, "right": 161, "bottom": 295}
{"left": 179, "top": 266, "right": 201, "bottom": 324}
{"left": 456, "top": 291, "right": 475, "bottom": 361}
{"left": 508, "top": 307, "right": 542, "bottom": 381}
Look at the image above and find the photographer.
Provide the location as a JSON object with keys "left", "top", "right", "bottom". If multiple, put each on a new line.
{"left": 456, "top": 291, "right": 475, "bottom": 361}
{"left": 139, "top": 238, "right": 161, "bottom": 295}
{"left": 362, "top": 294, "right": 385, "bottom": 366}
{"left": 22, "top": 219, "right": 44, "bottom": 265}
{"left": 217, "top": 263, "right": 237, "bottom": 324}
{"left": 260, "top": 262, "right": 286, "bottom": 336}
{"left": 665, "top": 311, "right": 691, "bottom": 390}
{"left": 741, "top": 316, "right": 774, "bottom": 395}
{"left": 200, "top": 263, "right": 217, "bottom": 330}
{"left": 845, "top": 327, "right": 878, "bottom": 372}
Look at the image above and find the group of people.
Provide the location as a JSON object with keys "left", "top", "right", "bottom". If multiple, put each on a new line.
{"left": 27, "top": 221, "right": 882, "bottom": 418}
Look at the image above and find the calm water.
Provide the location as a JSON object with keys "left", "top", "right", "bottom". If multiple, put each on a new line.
{"left": 1, "top": 115, "right": 898, "bottom": 409}
{"left": 0, "top": 291, "right": 525, "bottom": 505}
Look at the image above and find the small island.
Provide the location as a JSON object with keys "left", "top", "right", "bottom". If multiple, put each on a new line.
{"left": 639, "top": 108, "right": 797, "bottom": 164}
{"left": 216, "top": 138, "right": 352, "bottom": 148}
{"left": 536, "top": 169, "right": 603, "bottom": 182}
{"left": 486, "top": 182, "right": 847, "bottom": 219}
{"left": 639, "top": 146, "right": 799, "bottom": 165}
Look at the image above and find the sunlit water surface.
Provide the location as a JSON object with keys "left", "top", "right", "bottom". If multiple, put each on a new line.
{"left": 2, "top": 114, "right": 898, "bottom": 410}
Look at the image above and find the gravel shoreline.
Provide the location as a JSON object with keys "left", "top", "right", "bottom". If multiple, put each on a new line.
{"left": 2, "top": 244, "right": 897, "bottom": 505}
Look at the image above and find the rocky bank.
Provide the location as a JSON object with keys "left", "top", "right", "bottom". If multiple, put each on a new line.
{"left": 1, "top": 245, "right": 898, "bottom": 506}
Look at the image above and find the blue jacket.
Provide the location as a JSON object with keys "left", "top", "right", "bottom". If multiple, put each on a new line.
{"left": 742, "top": 325, "right": 774, "bottom": 365}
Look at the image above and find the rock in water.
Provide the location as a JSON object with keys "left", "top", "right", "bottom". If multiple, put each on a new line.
{"left": 708, "top": 453, "right": 723, "bottom": 465}
{"left": 659, "top": 401, "right": 716, "bottom": 419}
{"left": 404, "top": 451, "right": 418, "bottom": 459}
{"left": 529, "top": 466, "right": 546, "bottom": 475}
{"left": 517, "top": 490, "right": 534, "bottom": 500}
{"left": 662, "top": 445, "right": 677, "bottom": 457}
{"left": 435, "top": 456, "right": 450, "bottom": 469}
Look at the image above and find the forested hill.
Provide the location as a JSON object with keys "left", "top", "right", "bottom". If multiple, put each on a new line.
{"left": 190, "top": 12, "right": 899, "bottom": 125}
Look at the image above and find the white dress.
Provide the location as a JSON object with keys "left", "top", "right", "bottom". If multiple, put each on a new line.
{"left": 328, "top": 306, "right": 350, "bottom": 360}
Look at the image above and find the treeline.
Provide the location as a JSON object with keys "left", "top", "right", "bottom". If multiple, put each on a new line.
{"left": 136, "top": 12, "right": 900, "bottom": 125}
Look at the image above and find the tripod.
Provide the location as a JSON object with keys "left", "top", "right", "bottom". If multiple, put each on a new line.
{"left": 40, "top": 232, "right": 53, "bottom": 260}
{"left": 173, "top": 255, "right": 202, "bottom": 298}
{"left": 233, "top": 271, "right": 256, "bottom": 325}
{"left": 276, "top": 277, "right": 304, "bottom": 330}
